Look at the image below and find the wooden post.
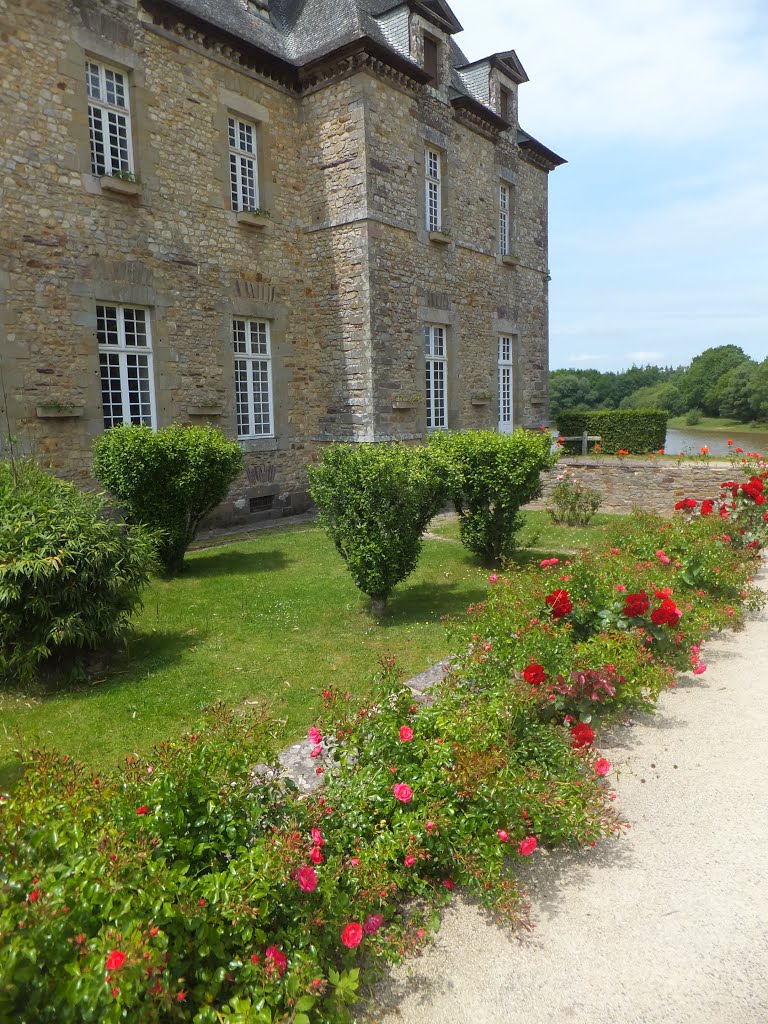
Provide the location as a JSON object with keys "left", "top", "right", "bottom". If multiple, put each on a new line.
{"left": 581, "top": 431, "right": 588, "bottom": 455}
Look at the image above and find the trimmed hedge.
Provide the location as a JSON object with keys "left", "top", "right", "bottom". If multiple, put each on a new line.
{"left": 556, "top": 409, "right": 667, "bottom": 454}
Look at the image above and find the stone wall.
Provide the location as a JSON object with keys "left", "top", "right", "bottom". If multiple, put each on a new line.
{"left": 1, "top": 0, "right": 557, "bottom": 527}
{"left": 530, "top": 459, "right": 738, "bottom": 515}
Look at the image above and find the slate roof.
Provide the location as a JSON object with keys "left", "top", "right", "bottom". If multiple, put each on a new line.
{"left": 155, "top": 0, "right": 565, "bottom": 165}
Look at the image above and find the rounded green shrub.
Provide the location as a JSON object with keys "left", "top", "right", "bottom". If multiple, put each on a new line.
{"left": 92, "top": 424, "right": 243, "bottom": 574}
{"left": 0, "top": 460, "right": 156, "bottom": 686}
{"left": 428, "top": 429, "right": 556, "bottom": 563}
{"left": 307, "top": 442, "right": 448, "bottom": 615}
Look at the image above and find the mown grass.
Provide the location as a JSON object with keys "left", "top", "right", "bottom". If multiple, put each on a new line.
{"left": 666, "top": 415, "right": 768, "bottom": 434}
{"left": 0, "top": 523, "right": 491, "bottom": 781}
{"left": 430, "top": 508, "right": 623, "bottom": 553}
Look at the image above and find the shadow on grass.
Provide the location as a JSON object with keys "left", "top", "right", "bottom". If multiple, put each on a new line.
{"left": 183, "top": 547, "right": 292, "bottom": 579}
{"left": 380, "top": 577, "right": 489, "bottom": 626}
{"left": 0, "top": 759, "right": 24, "bottom": 793}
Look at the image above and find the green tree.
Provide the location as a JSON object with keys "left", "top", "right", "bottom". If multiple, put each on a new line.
{"left": 307, "top": 442, "right": 448, "bottom": 616}
{"left": 620, "top": 382, "right": 684, "bottom": 415}
{"left": 748, "top": 358, "right": 768, "bottom": 421}
{"left": 718, "top": 360, "right": 759, "bottom": 422}
{"left": 680, "top": 345, "right": 749, "bottom": 415}
{"left": 549, "top": 371, "right": 598, "bottom": 419}
{"left": 93, "top": 424, "right": 243, "bottom": 574}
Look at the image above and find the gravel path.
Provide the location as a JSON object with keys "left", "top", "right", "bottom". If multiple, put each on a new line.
{"left": 368, "top": 567, "right": 768, "bottom": 1024}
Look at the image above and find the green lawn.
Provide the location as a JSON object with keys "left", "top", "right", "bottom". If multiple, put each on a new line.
{"left": 430, "top": 509, "right": 623, "bottom": 553}
{"left": 0, "top": 524, "right": 492, "bottom": 783}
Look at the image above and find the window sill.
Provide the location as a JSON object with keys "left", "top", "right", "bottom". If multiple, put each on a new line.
{"left": 36, "top": 406, "right": 84, "bottom": 419}
{"left": 501, "top": 254, "right": 519, "bottom": 266}
{"left": 236, "top": 211, "right": 272, "bottom": 231}
{"left": 470, "top": 399, "right": 492, "bottom": 407}
{"left": 99, "top": 175, "right": 141, "bottom": 196}
{"left": 428, "top": 231, "right": 451, "bottom": 245}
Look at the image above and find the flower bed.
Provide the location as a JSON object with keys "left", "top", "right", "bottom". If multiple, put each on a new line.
{"left": 1, "top": 458, "right": 766, "bottom": 1023}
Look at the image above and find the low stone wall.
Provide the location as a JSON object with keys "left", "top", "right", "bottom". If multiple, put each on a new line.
{"left": 528, "top": 458, "right": 734, "bottom": 515}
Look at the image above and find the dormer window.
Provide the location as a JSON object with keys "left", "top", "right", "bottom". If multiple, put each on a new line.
{"left": 499, "top": 85, "right": 512, "bottom": 123}
{"left": 423, "top": 34, "right": 440, "bottom": 83}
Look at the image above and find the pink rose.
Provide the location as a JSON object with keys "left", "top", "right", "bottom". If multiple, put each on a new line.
{"left": 296, "top": 865, "right": 318, "bottom": 893}
{"left": 308, "top": 726, "right": 322, "bottom": 745}
{"left": 595, "top": 758, "right": 611, "bottom": 776}
{"left": 497, "top": 829, "right": 509, "bottom": 842}
{"left": 311, "top": 828, "right": 324, "bottom": 847}
{"left": 518, "top": 836, "right": 538, "bottom": 856}
{"left": 310, "top": 744, "right": 323, "bottom": 758}
{"left": 309, "top": 846, "right": 323, "bottom": 865}
{"left": 393, "top": 783, "right": 413, "bottom": 803}
{"left": 404, "top": 855, "right": 416, "bottom": 867}
{"left": 693, "top": 663, "right": 707, "bottom": 675}
{"left": 364, "top": 914, "right": 383, "bottom": 935}
{"left": 399, "top": 725, "right": 414, "bottom": 742}
{"left": 425, "top": 820, "right": 435, "bottom": 832}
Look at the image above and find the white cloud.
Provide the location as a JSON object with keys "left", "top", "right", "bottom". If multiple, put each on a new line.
{"left": 629, "top": 351, "right": 665, "bottom": 362}
{"left": 451, "top": 0, "right": 768, "bottom": 143}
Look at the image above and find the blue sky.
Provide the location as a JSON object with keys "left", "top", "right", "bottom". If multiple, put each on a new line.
{"left": 451, "top": 0, "right": 768, "bottom": 372}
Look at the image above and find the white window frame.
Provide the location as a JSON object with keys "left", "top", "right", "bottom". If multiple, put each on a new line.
{"left": 229, "top": 115, "right": 259, "bottom": 212}
{"left": 424, "top": 325, "right": 448, "bottom": 430}
{"left": 86, "top": 60, "right": 134, "bottom": 177}
{"left": 498, "top": 335, "right": 513, "bottom": 433}
{"left": 499, "top": 183, "right": 510, "bottom": 257}
{"left": 233, "top": 318, "right": 274, "bottom": 439}
{"left": 97, "top": 304, "right": 156, "bottom": 429}
{"left": 425, "top": 148, "right": 442, "bottom": 232}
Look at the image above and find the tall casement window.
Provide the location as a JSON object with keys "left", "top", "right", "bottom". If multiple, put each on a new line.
{"left": 233, "top": 318, "right": 273, "bottom": 438}
{"left": 423, "top": 34, "right": 439, "bottom": 82}
{"left": 425, "top": 148, "right": 442, "bottom": 231}
{"left": 499, "top": 183, "right": 510, "bottom": 256}
{"left": 86, "top": 60, "right": 133, "bottom": 176}
{"left": 97, "top": 304, "right": 155, "bottom": 429}
{"left": 498, "top": 335, "right": 513, "bottom": 433}
{"left": 229, "top": 115, "right": 259, "bottom": 212}
{"left": 424, "top": 325, "right": 447, "bottom": 430}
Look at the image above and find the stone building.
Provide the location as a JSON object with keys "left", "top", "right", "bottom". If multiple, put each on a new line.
{"left": 0, "top": 0, "right": 564, "bottom": 524}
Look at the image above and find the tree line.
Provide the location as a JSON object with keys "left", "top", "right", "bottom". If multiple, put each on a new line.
{"left": 550, "top": 345, "right": 768, "bottom": 423}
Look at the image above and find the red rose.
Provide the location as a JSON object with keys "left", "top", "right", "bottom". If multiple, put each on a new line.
{"left": 341, "top": 922, "right": 363, "bottom": 948}
{"left": 497, "top": 829, "right": 509, "bottom": 842}
{"left": 311, "top": 828, "right": 324, "bottom": 847}
{"left": 28, "top": 889, "right": 40, "bottom": 903}
{"left": 296, "top": 865, "right": 318, "bottom": 893}
{"left": 443, "top": 878, "right": 455, "bottom": 890}
{"left": 570, "top": 721, "right": 595, "bottom": 748}
{"left": 595, "top": 758, "right": 611, "bottom": 776}
{"left": 309, "top": 846, "right": 323, "bottom": 865}
{"left": 136, "top": 806, "right": 149, "bottom": 815}
{"left": 265, "top": 945, "right": 287, "bottom": 977}
{"left": 650, "top": 598, "right": 682, "bottom": 627}
{"left": 518, "top": 836, "right": 538, "bottom": 856}
{"left": 106, "top": 950, "right": 126, "bottom": 971}
{"left": 393, "top": 783, "right": 413, "bottom": 803}
{"left": 399, "top": 725, "right": 414, "bottom": 742}
{"left": 623, "top": 590, "right": 649, "bottom": 618}
{"left": 404, "top": 855, "right": 416, "bottom": 867}
{"left": 545, "top": 589, "right": 572, "bottom": 618}
{"left": 523, "top": 663, "right": 547, "bottom": 685}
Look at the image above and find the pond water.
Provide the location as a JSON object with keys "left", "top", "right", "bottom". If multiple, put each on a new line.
{"left": 663, "top": 427, "right": 768, "bottom": 457}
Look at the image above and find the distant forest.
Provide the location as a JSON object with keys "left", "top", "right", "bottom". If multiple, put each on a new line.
{"left": 549, "top": 345, "right": 768, "bottom": 423}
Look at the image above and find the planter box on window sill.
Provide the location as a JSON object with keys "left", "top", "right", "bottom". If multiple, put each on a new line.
{"left": 428, "top": 231, "right": 451, "bottom": 245}
{"left": 100, "top": 175, "right": 141, "bottom": 196}
{"left": 36, "top": 406, "right": 84, "bottom": 419}
{"left": 470, "top": 398, "right": 492, "bottom": 407}
{"left": 501, "top": 253, "right": 520, "bottom": 266}
{"left": 391, "top": 401, "right": 420, "bottom": 410}
{"left": 187, "top": 406, "right": 223, "bottom": 417}
{"left": 236, "top": 211, "right": 272, "bottom": 231}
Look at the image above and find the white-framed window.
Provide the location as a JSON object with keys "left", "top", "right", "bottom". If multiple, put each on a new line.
{"left": 86, "top": 60, "right": 133, "bottom": 177}
{"left": 499, "top": 183, "right": 510, "bottom": 257}
{"left": 229, "top": 115, "right": 259, "bottom": 212}
{"left": 233, "top": 318, "right": 273, "bottom": 438}
{"left": 97, "top": 304, "right": 155, "bottom": 429}
{"left": 425, "top": 148, "right": 442, "bottom": 231}
{"left": 498, "top": 335, "right": 513, "bottom": 433}
{"left": 424, "top": 325, "right": 447, "bottom": 430}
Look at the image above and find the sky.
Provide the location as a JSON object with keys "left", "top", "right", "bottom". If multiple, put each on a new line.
{"left": 450, "top": 0, "right": 768, "bottom": 373}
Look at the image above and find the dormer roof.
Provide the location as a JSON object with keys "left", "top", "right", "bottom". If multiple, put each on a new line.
{"left": 457, "top": 49, "right": 529, "bottom": 86}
